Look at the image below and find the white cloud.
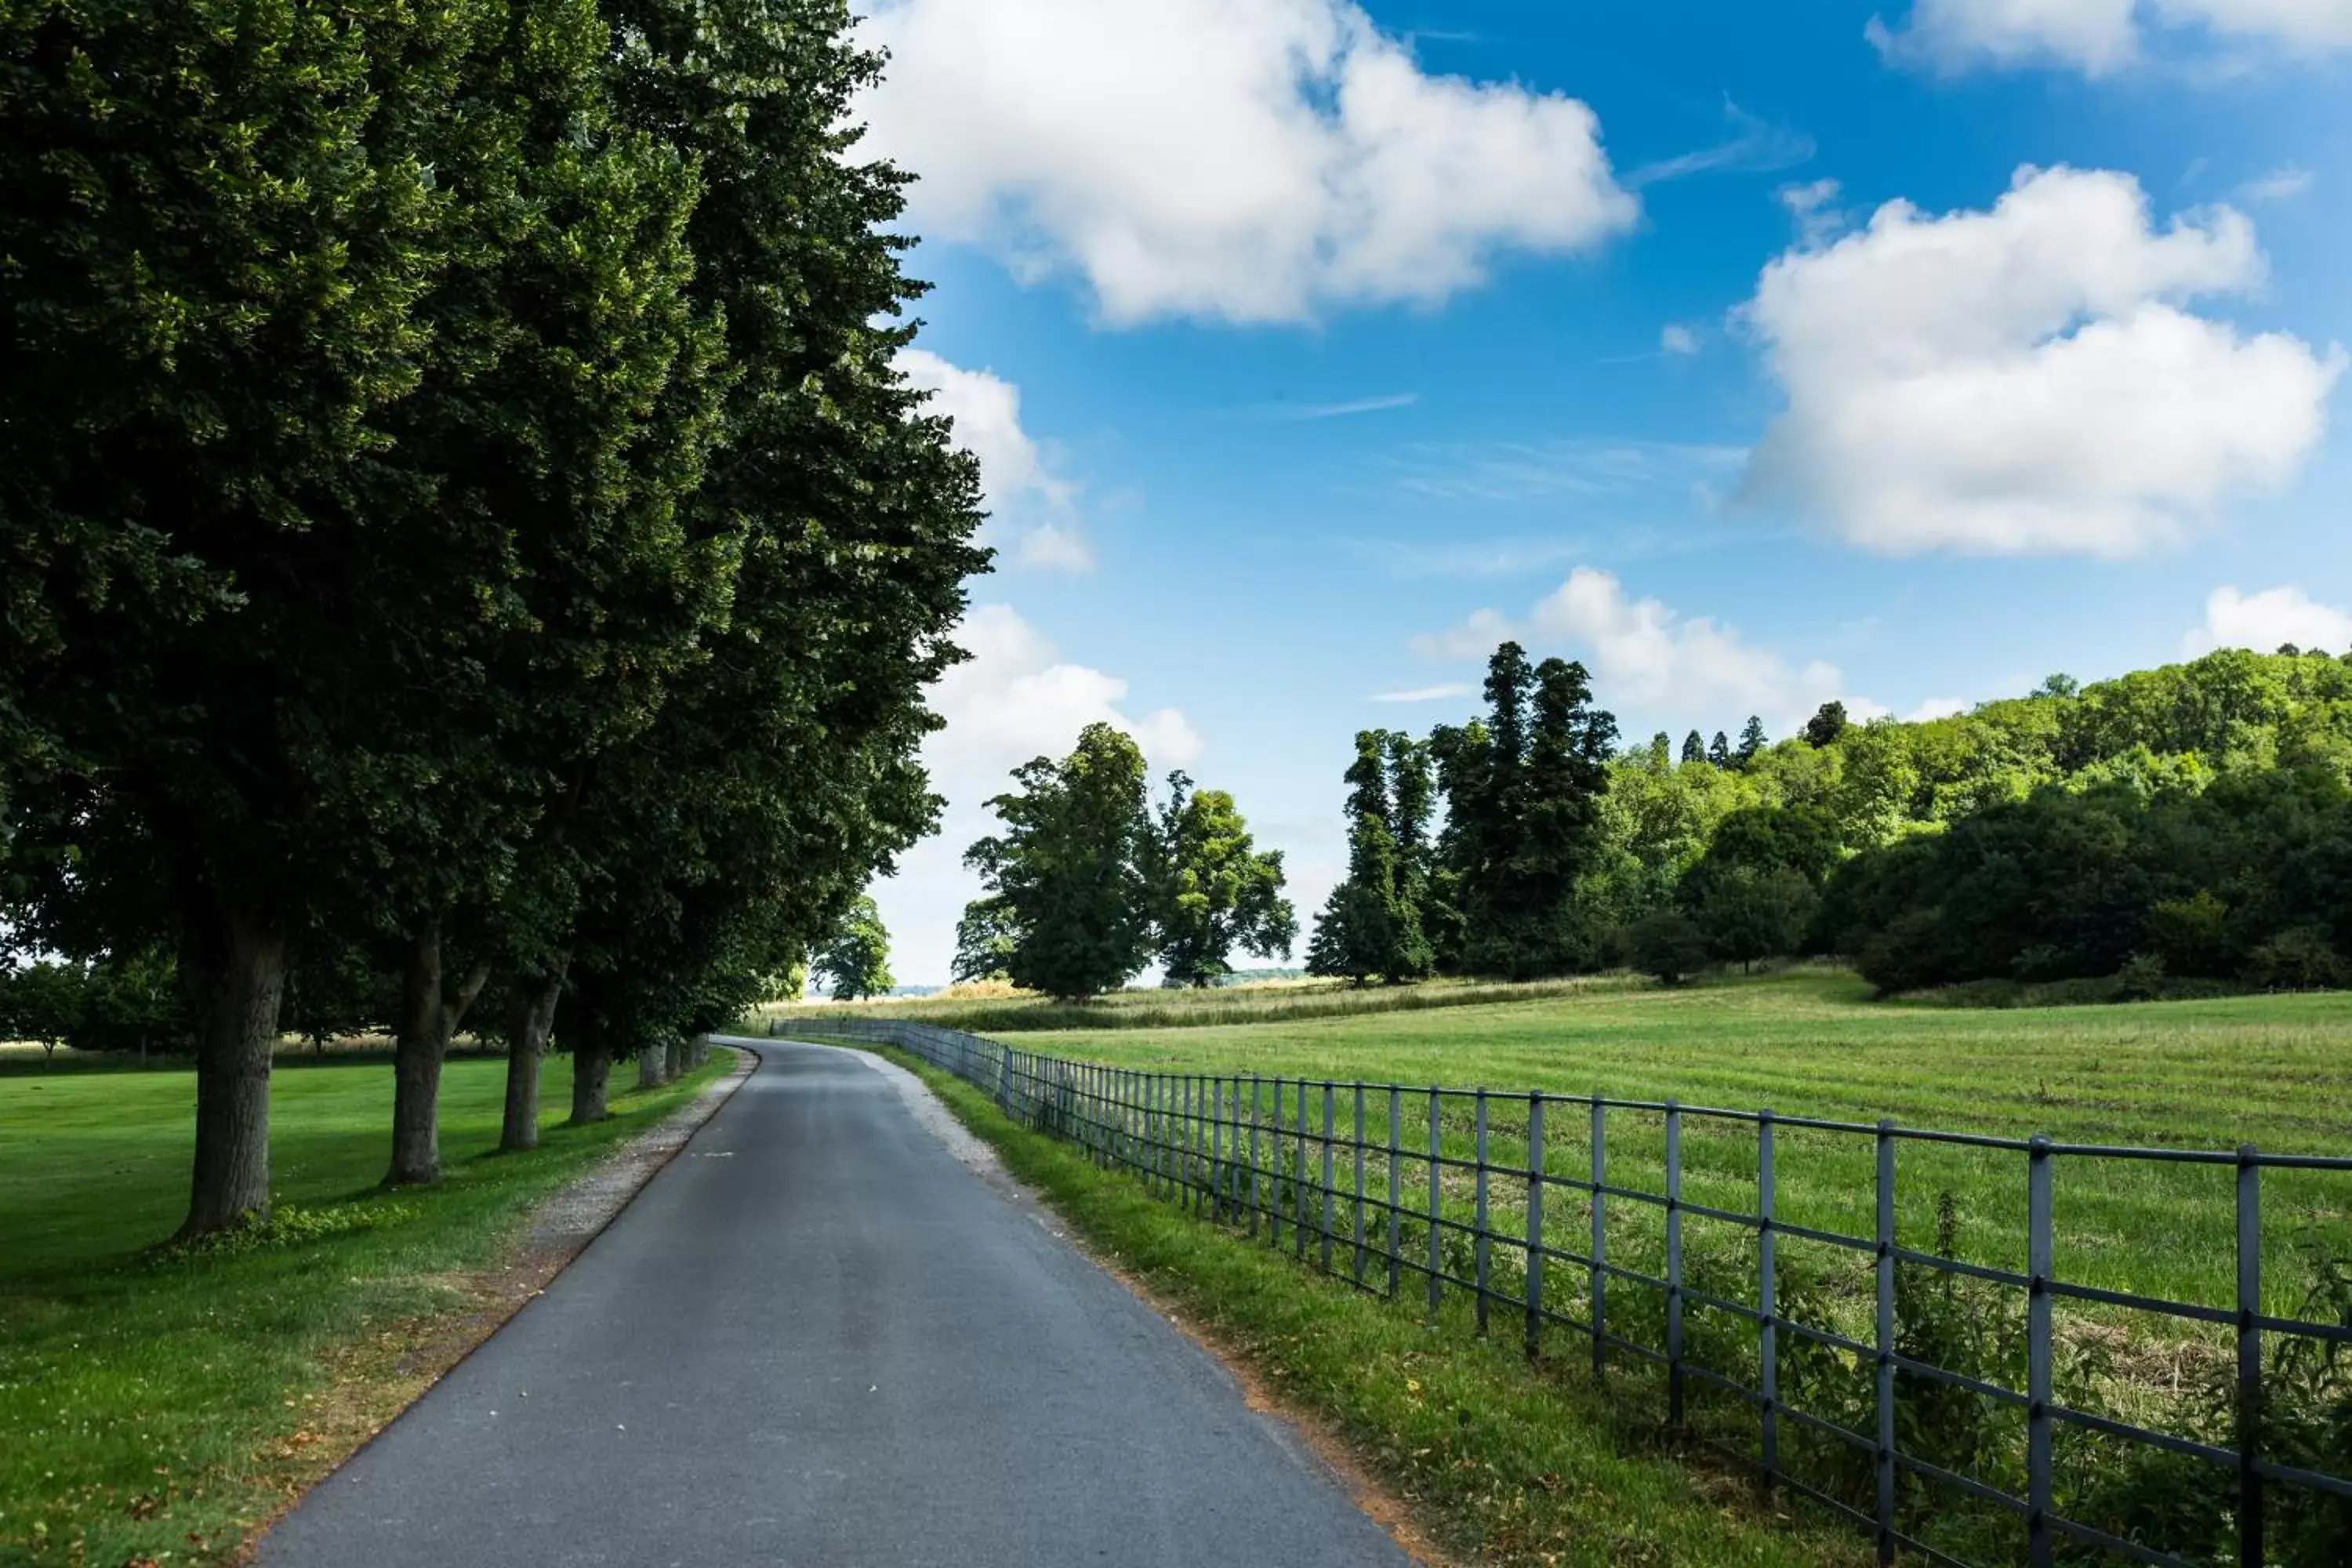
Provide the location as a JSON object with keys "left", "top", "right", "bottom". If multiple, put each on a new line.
{"left": 1412, "top": 568, "right": 1866, "bottom": 731}
{"left": 1624, "top": 100, "right": 1815, "bottom": 187}
{"left": 1870, "top": 0, "right": 2352, "bottom": 76}
{"left": 1370, "top": 683, "right": 1475, "bottom": 702}
{"left": 1908, "top": 697, "right": 1973, "bottom": 720}
{"left": 1738, "top": 165, "right": 2343, "bottom": 556}
{"left": 1660, "top": 324, "right": 1701, "bottom": 356}
{"left": 876, "top": 604, "right": 1202, "bottom": 984}
{"left": 856, "top": 0, "right": 1637, "bottom": 324}
{"left": 1777, "top": 178, "right": 1847, "bottom": 247}
{"left": 2183, "top": 584, "right": 2352, "bottom": 654}
{"left": 2237, "top": 165, "right": 2315, "bottom": 201}
{"left": 898, "top": 349, "right": 1091, "bottom": 573}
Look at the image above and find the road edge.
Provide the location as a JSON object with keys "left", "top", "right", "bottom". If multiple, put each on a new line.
{"left": 234, "top": 1044, "right": 757, "bottom": 1562}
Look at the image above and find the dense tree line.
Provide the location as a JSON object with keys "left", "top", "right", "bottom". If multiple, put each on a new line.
{"left": 1310, "top": 643, "right": 2352, "bottom": 995}
{"left": 0, "top": 0, "right": 985, "bottom": 1233}
{"left": 956, "top": 724, "right": 1294, "bottom": 998}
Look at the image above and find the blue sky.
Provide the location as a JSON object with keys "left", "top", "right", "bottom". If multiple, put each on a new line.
{"left": 853, "top": 0, "right": 2352, "bottom": 985}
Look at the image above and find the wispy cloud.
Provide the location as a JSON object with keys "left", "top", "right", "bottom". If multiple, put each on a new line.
{"left": 1237, "top": 392, "right": 1420, "bottom": 421}
{"left": 1628, "top": 100, "right": 1814, "bottom": 189}
{"left": 1344, "top": 535, "right": 1586, "bottom": 579}
{"left": 1370, "top": 683, "right": 1475, "bottom": 703}
{"left": 2237, "top": 165, "right": 2314, "bottom": 202}
{"left": 1378, "top": 437, "right": 1747, "bottom": 505}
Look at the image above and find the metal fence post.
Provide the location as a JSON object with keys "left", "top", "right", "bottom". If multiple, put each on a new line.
{"left": 1875, "top": 1120, "right": 1897, "bottom": 1566}
{"left": 1387, "top": 1087, "right": 1403, "bottom": 1299}
{"left": 1427, "top": 1090, "right": 1445, "bottom": 1323}
{"left": 1318, "top": 1082, "right": 1335, "bottom": 1273}
{"left": 1210, "top": 1076, "right": 1225, "bottom": 1220}
{"left": 1352, "top": 1083, "right": 1369, "bottom": 1285}
{"left": 1296, "top": 1080, "right": 1312, "bottom": 1261}
{"left": 1250, "top": 1076, "right": 1264, "bottom": 1239}
{"left": 1474, "top": 1089, "right": 1492, "bottom": 1337}
{"left": 2238, "top": 1145, "right": 2264, "bottom": 1568}
{"left": 1526, "top": 1093, "right": 1544, "bottom": 1360}
{"left": 1665, "top": 1099, "right": 1683, "bottom": 1426}
{"left": 2027, "top": 1135, "right": 2053, "bottom": 1568}
{"left": 1592, "top": 1096, "right": 1607, "bottom": 1381}
{"left": 1759, "top": 1110, "right": 1779, "bottom": 1489}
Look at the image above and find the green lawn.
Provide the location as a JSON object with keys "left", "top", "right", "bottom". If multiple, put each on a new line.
{"left": 881, "top": 1044, "right": 1869, "bottom": 1568}
{"left": 0, "top": 1049, "right": 731, "bottom": 1566}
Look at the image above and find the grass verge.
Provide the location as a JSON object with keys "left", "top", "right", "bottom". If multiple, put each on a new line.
{"left": 0, "top": 1048, "right": 735, "bottom": 1567}
{"left": 874, "top": 1043, "right": 1866, "bottom": 1568}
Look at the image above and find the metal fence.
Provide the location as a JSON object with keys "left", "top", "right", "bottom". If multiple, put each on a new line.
{"left": 775, "top": 1015, "right": 2352, "bottom": 1568}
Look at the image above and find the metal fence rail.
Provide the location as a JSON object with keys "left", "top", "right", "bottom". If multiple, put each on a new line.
{"left": 776, "top": 1015, "right": 2352, "bottom": 1568}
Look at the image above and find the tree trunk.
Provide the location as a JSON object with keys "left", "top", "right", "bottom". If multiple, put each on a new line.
{"left": 637, "top": 1042, "right": 666, "bottom": 1089}
{"left": 570, "top": 1029, "right": 611, "bottom": 1123}
{"left": 387, "top": 922, "right": 446, "bottom": 1186}
{"left": 500, "top": 973, "right": 561, "bottom": 1152}
{"left": 181, "top": 906, "right": 289, "bottom": 1238}
{"left": 663, "top": 1036, "right": 686, "bottom": 1080}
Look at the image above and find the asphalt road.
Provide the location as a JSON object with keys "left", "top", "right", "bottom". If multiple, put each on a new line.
{"left": 259, "top": 1039, "right": 1414, "bottom": 1567}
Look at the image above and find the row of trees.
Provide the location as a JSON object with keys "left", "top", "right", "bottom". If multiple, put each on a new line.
{"left": 954, "top": 724, "right": 1295, "bottom": 998}
{"left": 1308, "top": 643, "right": 2352, "bottom": 993}
{"left": 1310, "top": 644, "right": 1617, "bottom": 982}
{"left": 0, "top": 0, "right": 985, "bottom": 1233}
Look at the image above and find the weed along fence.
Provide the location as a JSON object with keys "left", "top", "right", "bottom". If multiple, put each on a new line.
{"left": 775, "top": 1018, "right": 2352, "bottom": 1567}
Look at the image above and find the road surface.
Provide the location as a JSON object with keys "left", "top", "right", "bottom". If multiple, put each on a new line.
{"left": 259, "top": 1039, "right": 1414, "bottom": 1566}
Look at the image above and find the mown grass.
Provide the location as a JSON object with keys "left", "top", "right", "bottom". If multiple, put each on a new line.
{"left": 877, "top": 1044, "right": 1869, "bottom": 1568}
{"left": 0, "top": 1049, "right": 731, "bottom": 1566}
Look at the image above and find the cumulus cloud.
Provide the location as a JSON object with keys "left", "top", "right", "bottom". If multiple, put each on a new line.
{"left": 856, "top": 0, "right": 1637, "bottom": 324}
{"left": 898, "top": 349, "right": 1091, "bottom": 572}
{"left": 1412, "top": 568, "right": 1863, "bottom": 731}
{"left": 2183, "top": 584, "right": 2352, "bottom": 654}
{"left": 1870, "top": 0, "right": 2352, "bottom": 75}
{"left": 1738, "top": 165, "right": 2343, "bottom": 556}
{"left": 875, "top": 604, "right": 1202, "bottom": 983}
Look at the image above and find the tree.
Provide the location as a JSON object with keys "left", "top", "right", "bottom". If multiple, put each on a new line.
{"left": 1694, "top": 865, "right": 1817, "bottom": 971}
{"left": 1629, "top": 911, "right": 1709, "bottom": 986}
{"left": 1804, "top": 701, "right": 1851, "bottom": 749}
{"left": 815, "top": 895, "right": 895, "bottom": 1000}
{"left": 0, "top": 962, "right": 83, "bottom": 1065}
{"left": 952, "top": 898, "right": 1020, "bottom": 984}
{"left": 1679, "top": 731, "right": 1706, "bottom": 765}
{"left": 0, "top": 0, "right": 524, "bottom": 1232}
{"left": 1308, "top": 731, "right": 1428, "bottom": 983}
{"left": 1708, "top": 731, "right": 1732, "bottom": 768}
{"left": 1143, "top": 774, "right": 1295, "bottom": 987}
{"left": 962, "top": 724, "right": 1153, "bottom": 1000}
{"left": 1385, "top": 734, "right": 1437, "bottom": 981}
{"left": 1737, "top": 717, "right": 1768, "bottom": 766}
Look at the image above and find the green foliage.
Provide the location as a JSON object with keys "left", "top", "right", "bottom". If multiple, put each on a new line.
{"left": 0, "top": 961, "right": 82, "bottom": 1061}
{"left": 815, "top": 895, "right": 895, "bottom": 1001}
{"left": 1308, "top": 731, "right": 1426, "bottom": 983}
{"left": 1143, "top": 773, "right": 1295, "bottom": 987}
{"left": 963, "top": 724, "right": 1154, "bottom": 1000}
{"left": 1803, "top": 700, "right": 1851, "bottom": 748}
{"left": 1628, "top": 910, "right": 1709, "bottom": 985}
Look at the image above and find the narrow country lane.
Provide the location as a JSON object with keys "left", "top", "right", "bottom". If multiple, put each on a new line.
{"left": 258, "top": 1040, "right": 1414, "bottom": 1567}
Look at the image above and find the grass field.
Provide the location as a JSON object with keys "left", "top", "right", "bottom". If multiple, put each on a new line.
{"left": 0, "top": 1049, "right": 731, "bottom": 1566}
{"left": 880, "top": 1044, "right": 1870, "bottom": 1568}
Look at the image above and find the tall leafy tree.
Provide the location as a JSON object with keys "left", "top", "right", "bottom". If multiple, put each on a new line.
{"left": 1681, "top": 731, "right": 1707, "bottom": 765}
{"left": 1737, "top": 716, "right": 1768, "bottom": 766}
{"left": 1386, "top": 733, "right": 1437, "bottom": 980}
{"left": 815, "top": 895, "right": 895, "bottom": 1001}
{"left": 1708, "top": 731, "right": 1732, "bottom": 768}
{"left": 1308, "top": 735, "right": 1396, "bottom": 984}
{"left": 1804, "top": 700, "right": 1851, "bottom": 748}
{"left": 1143, "top": 773, "right": 1295, "bottom": 987}
{"left": 961, "top": 724, "right": 1153, "bottom": 1000}
{"left": 0, "top": 0, "right": 518, "bottom": 1233}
